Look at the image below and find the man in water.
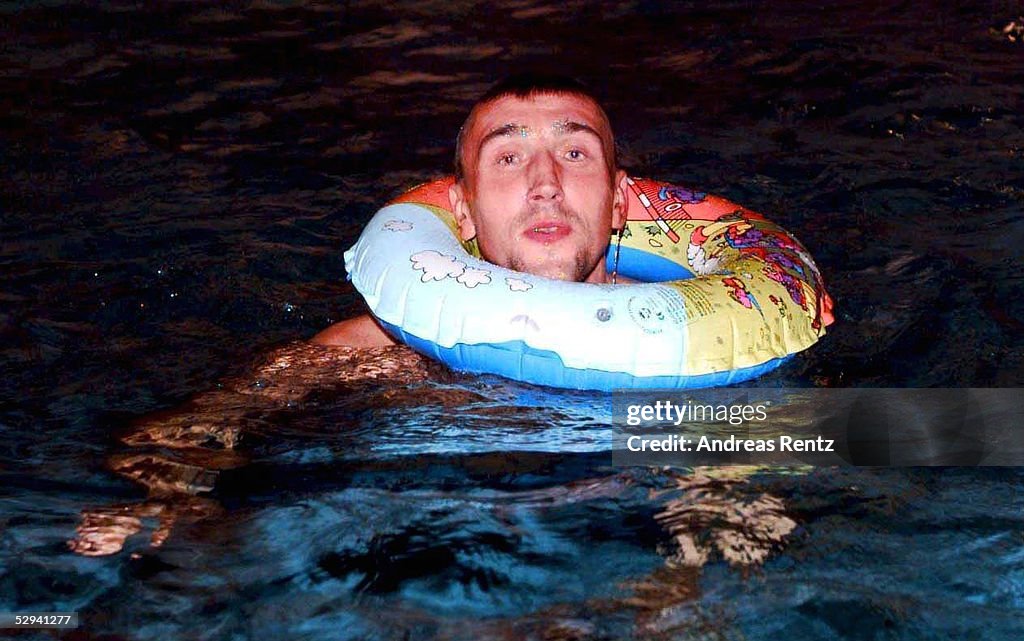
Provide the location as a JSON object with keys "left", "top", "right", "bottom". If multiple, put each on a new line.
{"left": 70, "top": 76, "right": 799, "bottom": 566}
{"left": 312, "top": 74, "right": 630, "bottom": 348}
{"left": 69, "top": 74, "right": 632, "bottom": 555}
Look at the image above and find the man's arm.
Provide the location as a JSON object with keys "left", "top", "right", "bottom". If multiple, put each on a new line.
{"left": 71, "top": 336, "right": 432, "bottom": 556}
{"left": 311, "top": 313, "right": 395, "bottom": 348}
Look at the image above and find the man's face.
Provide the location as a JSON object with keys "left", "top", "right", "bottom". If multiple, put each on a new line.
{"left": 449, "top": 94, "right": 627, "bottom": 283}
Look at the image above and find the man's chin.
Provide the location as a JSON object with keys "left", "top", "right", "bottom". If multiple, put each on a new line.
{"left": 508, "top": 254, "right": 592, "bottom": 283}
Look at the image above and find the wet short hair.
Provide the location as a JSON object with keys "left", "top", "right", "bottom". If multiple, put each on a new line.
{"left": 454, "top": 74, "right": 615, "bottom": 180}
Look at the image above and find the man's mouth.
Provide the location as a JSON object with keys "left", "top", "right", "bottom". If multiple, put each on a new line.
{"left": 522, "top": 221, "right": 572, "bottom": 242}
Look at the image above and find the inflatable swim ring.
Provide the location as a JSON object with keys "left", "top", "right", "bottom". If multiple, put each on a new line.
{"left": 344, "top": 176, "right": 834, "bottom": 390}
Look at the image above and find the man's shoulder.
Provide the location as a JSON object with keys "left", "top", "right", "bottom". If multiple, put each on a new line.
{"left": 311, "top": 314, "right": 395, "bottom": 348}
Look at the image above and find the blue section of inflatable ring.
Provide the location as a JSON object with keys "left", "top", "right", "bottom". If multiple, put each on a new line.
{"left": 607, "top": 245, "right": 697, "bottom": 282}
{"left": 379, "top": 320, "right": 790, "bottom": 391}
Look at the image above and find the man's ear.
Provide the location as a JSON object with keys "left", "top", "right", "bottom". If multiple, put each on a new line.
{"left": 449, "top": 181, "right": 477, "bottom": 241}
{"left": 612, "top": 169, "right": 628, "bottom": 231}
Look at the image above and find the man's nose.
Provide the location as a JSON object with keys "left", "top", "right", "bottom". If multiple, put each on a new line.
{"left": 527, "top": 151, "right": 563, "bottom": 203}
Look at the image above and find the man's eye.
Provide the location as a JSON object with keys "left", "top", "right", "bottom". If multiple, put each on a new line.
{"left": 565, "top": 148, "right": 586, "bottom": 161}
{"left": 497, "top": 152, "right": 519, "bottom": 166}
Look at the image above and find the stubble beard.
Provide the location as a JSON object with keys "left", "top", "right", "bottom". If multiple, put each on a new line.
{"left": 507, "top": 245, "right": 593, "bottom": 282}
{"left": 506, "top": 202, "right": 601, "bottom": 282}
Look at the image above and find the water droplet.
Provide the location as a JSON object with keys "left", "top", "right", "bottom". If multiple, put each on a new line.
{"left": 596, "top": 307, "right": 612, "bottom": 322}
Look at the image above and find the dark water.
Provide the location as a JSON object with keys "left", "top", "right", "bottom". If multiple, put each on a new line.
{"left": 2, "top": 1, "right": 1023, "bottom": 639}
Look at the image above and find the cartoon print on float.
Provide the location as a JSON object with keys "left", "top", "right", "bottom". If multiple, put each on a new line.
{"left": 506, "top": 278, "right": 533, "bottom": 292}
{"left": 410, "top": 250, "right": 492, "bottom": 288}
{"left": 706, "top": 218, "right": 816, "bottom": 314}
{"left": 626, "top": 177, "right": 707, "bottom": 246}
{"left": 658, "top": 185, "right": 707, "bottom": 205}
{"left": 385, "top": 218, "right": 532, "bottom": 293}
{"left": 687, "top": 225, "right": 724, "bottom": 275}
{"left": 619, "top": 178, "right": 828, "bottom": 331}
{"left": 721, "top": 276, "right": 761, "bottom": 313}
